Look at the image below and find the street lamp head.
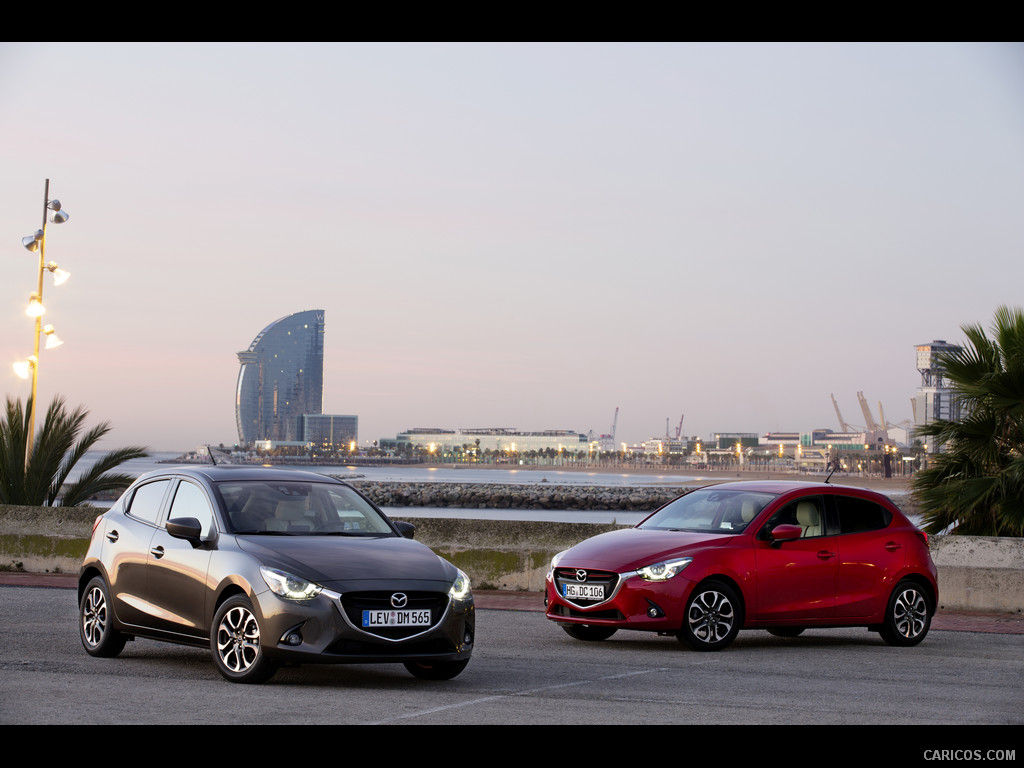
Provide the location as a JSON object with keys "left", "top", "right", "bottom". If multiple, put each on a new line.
{"left": 45, "top": 262, "right": 70, "bottom": 286}
{"left": 47, "top": 200, "right": 70, "bottom": 223}
{"left": 42, "top": 324, "right": 63, "bottom": 349}
{"left": 25, "top": 293, "right": 45, "bottom": 318}
{"left": 22, "top": 230, "right": 43, "bottom": 252}
{"left": 12, "top": 355, "right": 38, "bottom": 380}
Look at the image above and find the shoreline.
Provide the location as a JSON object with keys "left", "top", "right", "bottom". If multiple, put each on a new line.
{"left": 421, "top": 462, "right": 913, "bottom": 493}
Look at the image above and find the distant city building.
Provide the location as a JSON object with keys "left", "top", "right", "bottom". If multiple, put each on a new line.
{"left": 302, "top": 414, "right": 358, "bottom": 451}
{"left": 642, "top": 437, "right": 689, "bottom": 455}
{"left": 390, "top": 428, "right": 590, "bottom": 455}
{"left": 236, "top": 309, "right": 325, "bottom": 446}
{"left": 912, "top": 339, "right": 963, "bottom": 451}
{"left": 711, "top": 432, "right": 759, "bottom": 450}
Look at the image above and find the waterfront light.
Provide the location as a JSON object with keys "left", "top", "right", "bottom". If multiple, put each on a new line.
{"left": 47, "top": 263, "right": 71, "bottom": 286}
{"left": 14, "top": 180, "right": 72, "bottom": 469}
{"left": 42, "top": 325, "right": 63, "bottom": 349}
{"left": 25, "top": 293, "right": 46, "bottom": 317}
{"left": 13, "top": 356, "right": 37, "bottom": 380}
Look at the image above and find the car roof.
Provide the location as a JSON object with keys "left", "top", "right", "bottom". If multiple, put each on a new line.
{"left": 133, "top": 465, "right": 346, "bottom": 485}
{"left": 694, "top": 479, "right": 892, "bottom": 499}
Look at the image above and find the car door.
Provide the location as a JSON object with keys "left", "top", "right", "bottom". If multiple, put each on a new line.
{"left": 831, "top": 494, "right": 906, "bottom": 619}
{"left": 751, "top": 495, "right": 837, "bottom": 621}
{"left": 142, "top": 478, "right": 218, "bottom": 638}
{"left": 106, "top": 478, "right": 173, "bottom": 628}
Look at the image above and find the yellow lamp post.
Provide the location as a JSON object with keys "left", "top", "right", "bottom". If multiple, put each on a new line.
{"left": 13, "top": 179, "right": 71, "bottom": 468}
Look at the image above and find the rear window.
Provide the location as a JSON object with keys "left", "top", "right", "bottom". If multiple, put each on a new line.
{"left": 834, "top": 495, "right": 892, "bottom": 534}
{"left": 126, "top": 480, "right": 170, "bottom": 525}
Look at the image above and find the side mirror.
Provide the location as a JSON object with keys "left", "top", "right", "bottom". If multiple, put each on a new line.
{"left": 768, "top": 523, "right": 802, "bottom": 547}
{"left": 166, "top": 516, "right": 203, "bottom": 544}
{"left": 394, "top": 521, "right": 416, "bottom": 539}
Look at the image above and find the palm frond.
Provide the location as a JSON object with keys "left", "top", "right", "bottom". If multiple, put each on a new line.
{"left": 913, "top": 305, "right": 1024, "bottom": 536}
{"left": 0, "top": 395, "right": 148, "bottom": 507}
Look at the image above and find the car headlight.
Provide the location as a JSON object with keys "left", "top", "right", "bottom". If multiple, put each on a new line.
{"left": 260, "top": 566, "right": 323, "bottom": 600}
{"left": 636, "top": 557, "right": 692, "bottom": 581}
{"left": 449, "top": 568, "right": 472, "bottom": 601}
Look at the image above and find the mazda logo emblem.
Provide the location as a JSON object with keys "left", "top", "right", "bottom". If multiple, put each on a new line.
{"left": 390, "top": 593, "right": 408, "bottom": 608}
{"left": 575, "top": 569, "right": 587, "bottom": 582}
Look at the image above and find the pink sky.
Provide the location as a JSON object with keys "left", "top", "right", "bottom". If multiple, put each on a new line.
{"left": 2, "top": 43, "right": 1023, "bottom": 451}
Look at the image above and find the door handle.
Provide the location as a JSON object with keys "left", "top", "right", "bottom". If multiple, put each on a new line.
{"left": 105, "top": 530, "right": 119, "bottom": 543}
{"left": 884, "top": 541, "right": 902, "bottom": 552}
{"left": 150, "top": 546, "right": 165, "bottom": 559}
{"left": 817, "top": 550, "right": 836, "bottom": 560}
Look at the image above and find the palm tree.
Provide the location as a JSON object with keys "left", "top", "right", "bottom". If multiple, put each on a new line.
{"left": 912, "top": 305, "right": 1024, "bottom": 537}
{"left": 0, "top": 395, "right": 148, "bottom": 507}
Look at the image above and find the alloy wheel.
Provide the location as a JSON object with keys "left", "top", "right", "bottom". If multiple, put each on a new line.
{"left": 82, "top": 585, "right": 108, "bottom": 648}
{"left": 891, "top": 587, "right": 928, "bottom": 640}
{"left": 688, "top": 588, "right": 735, "bottom": 644}
{"left": 216, "top": 604, "right": 261, "bottom": 673}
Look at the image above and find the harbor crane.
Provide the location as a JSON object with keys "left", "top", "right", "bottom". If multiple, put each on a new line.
{"left": 857, "top": 391, "right": 883, "bottom": 433}
{"left": 831, "top": 394, "right": 850, "bottom": 432}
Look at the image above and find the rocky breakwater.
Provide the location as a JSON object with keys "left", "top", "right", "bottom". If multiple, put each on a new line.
{"left": 341, "top": 480, "right": 693, "bottom": 512}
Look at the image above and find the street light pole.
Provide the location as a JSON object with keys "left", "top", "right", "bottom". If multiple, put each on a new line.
{"left": 17, "top": 179, "right": 70, "bottom": 469}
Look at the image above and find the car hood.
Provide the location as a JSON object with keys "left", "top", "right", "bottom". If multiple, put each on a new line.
{"left": 234, "top": 534, "right": 456, "bottom": 588}
{"left": 559, "top": 527, "right": 734, "bottom": 572}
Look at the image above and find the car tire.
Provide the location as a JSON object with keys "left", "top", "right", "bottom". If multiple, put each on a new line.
{"left": 767, "top": 627, "right": 805, "bottom": 638}
{"left": 678, "top": 580, "right": 742, "bottom": 651}
{"left": 560, "top": 623, "right": 618, "bottom": 641}
{"left": 878, "top": 580, "right": 932, "bottom": 647}
{"left": 403, "top": 659, "right": 470, "bottom": 680}
{"left": 80, "top": 576, "right": 128, "bottom": 658}
{"left": 211, "top": 595, "right": 279, "bottom": 684}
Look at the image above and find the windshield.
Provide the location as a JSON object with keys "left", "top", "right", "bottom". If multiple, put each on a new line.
{"left": 216, "top": 480, "right": 396, "bottom": 536}
{"left": 638, "top": 488, "right": 776, "bottom": 534}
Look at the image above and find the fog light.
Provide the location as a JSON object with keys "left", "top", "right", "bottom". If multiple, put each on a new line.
{"left": 646, "top": 600, "right": 664, "bottom": 619}
{"left": 282, "top": 631, "right": 303, "bottom": 646}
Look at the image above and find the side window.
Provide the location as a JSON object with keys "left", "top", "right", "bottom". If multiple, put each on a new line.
{"left": 167, "top": 481, "right": 215, "bottom": 539}
{"left": 126, "top": 480, "right": 171, "bottom": 526}
{"left": 834, "top": 495, "right": 892, "bottom": 534}
{"left": 763, "top": 496, "right": 826, "bottom": 539}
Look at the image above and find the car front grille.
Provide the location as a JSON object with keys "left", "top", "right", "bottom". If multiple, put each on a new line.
{"left": 553, "top": 567, "right": 619, "bottom": 608}
{"left": 339, "top": 591, "right": 449, "bottom": 641}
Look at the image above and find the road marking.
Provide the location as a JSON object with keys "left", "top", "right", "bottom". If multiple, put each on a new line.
{"left": 366, "top": 668, "right": 670, "bottom": 724}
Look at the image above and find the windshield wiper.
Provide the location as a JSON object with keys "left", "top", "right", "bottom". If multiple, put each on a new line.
{"left": 232, "top": 530, "right": 298, "bottom": 535}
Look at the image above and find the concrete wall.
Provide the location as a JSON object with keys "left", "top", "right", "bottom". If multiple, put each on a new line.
{"left": 2, "top": 504, "right": 1020, "bottom": 614}
{"left": 929, "top": 535, "right": 1024, "bottom": 613}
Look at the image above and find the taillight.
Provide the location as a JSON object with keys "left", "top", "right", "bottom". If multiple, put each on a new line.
{"left": 90, "top": 515, "right": 103, "bottom": 538}
{"left": 915, "top": 530, "right": 928, "bottom": 546}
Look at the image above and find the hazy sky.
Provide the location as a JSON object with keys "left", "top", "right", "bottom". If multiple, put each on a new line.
{"left": 2, "top": 42, "right": 1023, "bottom": 452}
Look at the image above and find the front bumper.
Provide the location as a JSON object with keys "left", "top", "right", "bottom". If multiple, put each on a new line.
{"left": 545, "top": 566, "right": 695, "bottom": 632}
{"left": 252, "top": 586, "right": 475, "bottom": 665}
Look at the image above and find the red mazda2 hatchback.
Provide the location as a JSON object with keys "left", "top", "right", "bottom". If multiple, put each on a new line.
{"left": 546, "top": 481, "right": 938, "bottom": 650}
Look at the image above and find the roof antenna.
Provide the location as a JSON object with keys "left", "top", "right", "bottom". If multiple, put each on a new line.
{"left": 207, "top": 445, "right": 218, "bottom": 466}
{"left": 825, "top": 465, "right": 836, "bottom": 484}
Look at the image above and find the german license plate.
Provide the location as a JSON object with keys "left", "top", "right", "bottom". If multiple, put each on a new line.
{"left": 562, "top": 583, "right": 604, "bottom": 600}
{"left": 362, "top": 609, "right": 432, "bottom": 628}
